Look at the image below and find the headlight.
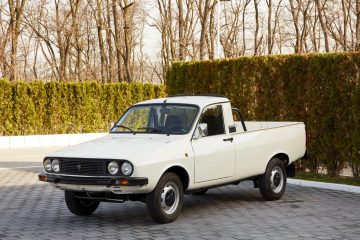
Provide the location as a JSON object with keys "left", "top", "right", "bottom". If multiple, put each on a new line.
{"left": 51, "top": 159, "right": 60, "bottom": 172}
{"left": 44, "top": 159, "right": 52, "bottom": 172}
{"left": 121, "top": 162, "right": 133, "bottom": 176}
{"left": 108, "top": 161, "right": 119, "bottom": 175}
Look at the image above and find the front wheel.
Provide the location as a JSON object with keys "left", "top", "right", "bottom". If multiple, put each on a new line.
{"left": 65, "top": 191, "right": 100, "bottom": 216}
{"left": 146, "top": 173, "right": 184, "bottom": 223}
{"left": 258, "top": 158, "right": 287, "bottom": 201}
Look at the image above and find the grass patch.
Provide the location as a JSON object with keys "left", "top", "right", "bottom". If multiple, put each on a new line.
{"left": 293, "top": 171, "right": 360, "bottom": 187}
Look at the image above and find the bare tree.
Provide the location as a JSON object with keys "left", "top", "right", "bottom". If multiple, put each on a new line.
{"left": 198, "top": 0, "right": 216, "bottom": 60}
{"left": 253, "top": 0, "right": 261, "bottom": 55}
{"left": 92, "top": 0, "right": 107, "bottom": 82}
{"left": 289, "top": 0, "right": 302, "bottom": 53}
{"left": 105, "top": 0, "right": 114, "bottom": 82}
{"left": 356, "top": 0, "right": 360, "bottom": 50}
{"left": 314, "top": 0, "right": 330, "bottom": 52}
{"left": 178, "top": 0, "right": 185, "bottom": 60}
{"left": 242, "top": 0, "right": 251, "bottom": 55}
{"left": 221, "top": 1, "right": 243, "bottom": 58}
{"left": 149, "top": 0, "right": 198, "bottom": 80}
{"left": 112, "top": 0, "right": 122, "bottom": 82}
{"left": 266, "top": 0, "right": 273, "bottom": 54}
{"left": 8, "top": 0, "right": 26, "bottom": 81}
{"left": 2, "top": 0, "right": 360, "bottom": 82}
{"left": 119, "top": 0, "right": 135, "bottom": 83}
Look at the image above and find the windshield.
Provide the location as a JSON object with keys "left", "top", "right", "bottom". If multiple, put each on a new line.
{"left": 111, "top": 104, "right": 199, "bottom": 135}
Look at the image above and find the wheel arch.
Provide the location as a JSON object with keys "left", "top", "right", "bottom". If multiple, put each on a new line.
{"left": 269, "top": 152, "right": 289, "bottom": 167}
{"left": 162, "top": 165, "right": 190, "bottom": 190}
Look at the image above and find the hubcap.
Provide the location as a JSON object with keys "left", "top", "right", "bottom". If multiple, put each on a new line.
{"left": 270, "top": 166, "right": 284, "bottom": 194}
{"left": 273, "top": 172, "right": 281, "bottom": 186}
{"left": 160, "top": 182, "right": 180, "bottom": 215}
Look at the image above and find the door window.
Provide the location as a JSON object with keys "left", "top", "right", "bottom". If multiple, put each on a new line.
{"left": 198, "top": 105, "right": 225, "bottom": 136}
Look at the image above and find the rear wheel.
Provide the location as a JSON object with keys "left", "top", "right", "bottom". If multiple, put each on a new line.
{"left": 146, "top": 172, "right": 184, "bottom": 223}
{"left": 65, "top": 191, "right": 100, "bottom": 216}
{"left": 258, "top": 158, "right": 287, "bottom": 201}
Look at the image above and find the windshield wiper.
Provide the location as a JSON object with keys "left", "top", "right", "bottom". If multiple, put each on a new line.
{"left": 137, "top": 127, "right": 163, "bottom": 133}
{"left": 112, "top": 124, "right": 136, "bottom": 134}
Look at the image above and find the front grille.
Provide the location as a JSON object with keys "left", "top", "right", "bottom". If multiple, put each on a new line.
{"left": 59, "top": 158, "right": 106, "bottom": 176}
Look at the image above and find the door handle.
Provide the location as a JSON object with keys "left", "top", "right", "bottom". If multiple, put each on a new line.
{"left": 223, "top": 137, "right": 233, "bottom": 142}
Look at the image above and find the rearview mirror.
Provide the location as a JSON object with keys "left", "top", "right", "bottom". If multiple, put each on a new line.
{"left": 160, "top": 107, "right": 171, "bottom": 114}
{"left": 193, "top": 123, "right": 208, "bottom": 140}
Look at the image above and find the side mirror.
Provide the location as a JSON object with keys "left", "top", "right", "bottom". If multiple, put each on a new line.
{"left": 193, "top": 123, "right": 208, "bottom": 140}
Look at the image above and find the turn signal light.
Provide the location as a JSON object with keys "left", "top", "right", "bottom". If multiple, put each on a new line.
{"left": 117, "top": 179, "right": 129, "bottom": 185}
{"left": 38, "top": 175, "right": 47, "bottom": 182}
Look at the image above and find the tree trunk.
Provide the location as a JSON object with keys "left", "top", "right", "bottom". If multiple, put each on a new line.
{"left": 207, "top": 3, "right": 216, "bottom": 59}
{"left": 112, "top": 0, "right": 123, "bottom": 82}
{"left": 106, "top": 0, "right": 114, "bottom": 82}
{"left": 178, "top": 0, "right": 185, "bottom": 60}
{"left": 315, "top": 0, "right": 330, "bottom": 52}
{"left": 289, "top": 0, "right": 301, "bottom": 53}
{"left": 96, "top": 0, "right": 106, "bottom": 83}
{"left": 356, "top": 0, "right": 360, "bottom": 50}
{"left": 199, "top": 0, "right": 211, "bottom": 60}
{"left": 8, "top": 0, "right": 26, "bottom": 81}
{"left": 253, "top": 0, "right": 260, "bottom": 56}
{"left": 267, "top": 0, "right": 272, "bottom": 54}
{"left": 120, "top": 0, "right": 134, "bottom": 83}
{"left": 55, "top": 0, "right": 66, "bottom": 81}
{"left": 70, "top": 0, "right": 81, "bottom": 81}
{"left": 242, "top": 1, "right": 251, "bottom": 55}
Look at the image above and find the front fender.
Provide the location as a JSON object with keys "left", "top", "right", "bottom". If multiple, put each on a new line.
{"left": 134, "top": 156, "right": 194, "bottom": 193}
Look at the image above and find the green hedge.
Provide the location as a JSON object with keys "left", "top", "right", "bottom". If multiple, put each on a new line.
{"left": 167, "top": 52, "right": 360, "bottom": 177}
{"left": 0, "top": 81, "right": 166, "bottom": 136}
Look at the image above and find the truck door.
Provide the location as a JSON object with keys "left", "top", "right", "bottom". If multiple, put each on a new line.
{"left": 191, "top": 104, "right": 236, "bottom": 183}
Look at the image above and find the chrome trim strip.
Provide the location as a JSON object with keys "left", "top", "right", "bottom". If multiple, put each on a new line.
{"left": 45, "top": 173, "right": 116, "bottom": 178}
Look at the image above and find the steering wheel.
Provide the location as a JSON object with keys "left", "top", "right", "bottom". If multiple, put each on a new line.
{"left": 168, "top": 124, "right": 185, "bottom": 133}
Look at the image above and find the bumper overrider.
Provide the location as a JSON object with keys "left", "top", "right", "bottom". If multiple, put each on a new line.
{"left": 38, "top": 173, "right": 149, "bottom": 194}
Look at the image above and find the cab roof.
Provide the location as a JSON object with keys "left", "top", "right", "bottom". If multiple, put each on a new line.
{"left": 135, "top": 95, "right": 230, "bottom": 109}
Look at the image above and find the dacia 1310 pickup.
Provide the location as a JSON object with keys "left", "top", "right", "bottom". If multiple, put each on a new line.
{"left": 39, "top": 95, "right": 306, "bottom": 223}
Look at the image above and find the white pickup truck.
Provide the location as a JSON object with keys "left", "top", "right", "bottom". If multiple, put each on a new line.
{"left": 39, "top": 95, "right": 306, "bottom": 223}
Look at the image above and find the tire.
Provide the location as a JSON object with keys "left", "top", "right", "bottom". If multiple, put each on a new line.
{"left": 258, "top": 158, "right": 287, "bottom": 201}
{"left": 192, "top": 189, "right": 208, "bottom": 195}
{"left": 65, "top": 191, "right": 100, "bottom": 216}
{"left": 146, "top": 172, "right": 184, "bottom": 223}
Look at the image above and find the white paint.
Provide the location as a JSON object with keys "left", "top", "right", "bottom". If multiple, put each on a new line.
{"left": 68, "top": 134, "right": 83, "bottom": 145}
{"left": 0, "top": 137, "right": 10, "bottom": 149}
{"left": 53, "top": 134, "right": 70, "bottom": 146}
{"left": 9, "top": 136, "right": 26, "bottom": 148}
{"left": 24, "top": 135, "right": 41, "bottom": 148}
{"left": 193, "top": 134, "right": 236, "bottom": 182}
{"left": 0, "top": 133, "right": 108, "bottom": 149}
{"left": 39, "top": 135, "right": 55, "bottom": 147}
{"left": 0, "top": 155, "right": 44, "bottom": 159}
{"left": 288, "top": 178, "right": 360, "bottom": 194}
{"left": 136, "top": 95, "right": 230, "bottom": 109}
{"left": 46, "top": 96, "right": 306, "bottom": 195}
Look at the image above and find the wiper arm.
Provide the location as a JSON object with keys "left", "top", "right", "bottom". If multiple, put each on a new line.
{"left": 113, "top": 124, "right": 136, "bottom": 134}
{"left": 138, "top": 127, "right": 163, "bottom": 133}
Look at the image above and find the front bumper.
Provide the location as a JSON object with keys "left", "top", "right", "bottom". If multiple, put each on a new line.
{"left": 38, "top": 173, "right": 149, "bottom": 194}
{"left": 39, "top": 172, "right": 148, "bottom": 186}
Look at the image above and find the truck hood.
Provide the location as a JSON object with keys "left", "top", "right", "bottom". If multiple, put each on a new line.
{"left": 47, "top": 134, "right": 187, "bottom": 165}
